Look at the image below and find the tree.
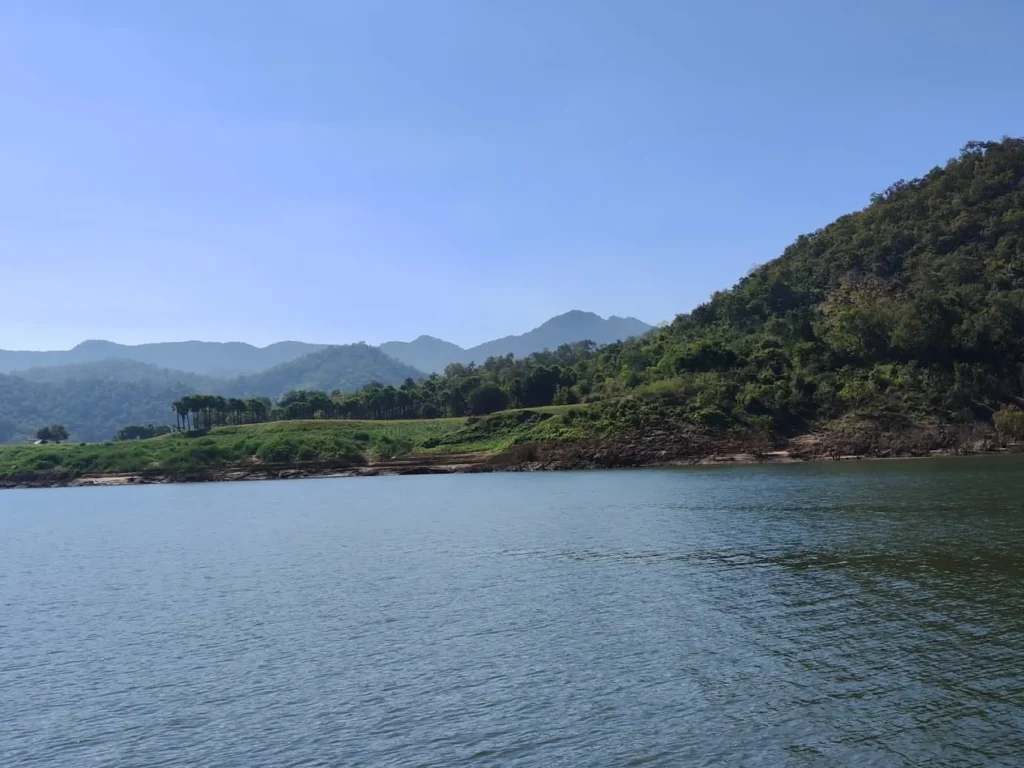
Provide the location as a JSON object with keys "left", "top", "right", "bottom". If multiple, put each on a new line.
{"left": 116, "top": 424, "right": 172, "bottom": 441}
{"left": 172, "top": 399, "right": 190, "bottom": 431}
{"left": 520, "top": 366, "right": 561, "bottom": 407}
{"left": 246, "top": 398, "right": 268, "bottom": 423}
{"left": 228, "top": 398, "right": 248, "bottom": 425}
{"left": 37, "top": 424, "right": 69, "bottom": 443}
{"left": 468, "top": 384, "right": 510, "bottom": 415}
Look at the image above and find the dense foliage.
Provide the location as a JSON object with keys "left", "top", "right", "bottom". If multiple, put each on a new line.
{"left": 202, "top": 342, "right": 596, "bottom": 424}
{"left": 0, "top": 371, "right": 199, "bottom": 443}
{"left": 597, "top": 138, "right": 1024, "bottom": 433}
{"left": 115, "top": 424, "right": 173, "bottom": 441}
{"left": 35, "top": 424, "right": 69, "bottom": 444}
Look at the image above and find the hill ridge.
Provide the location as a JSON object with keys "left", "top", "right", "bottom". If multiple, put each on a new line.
{"left": 1, "top": 310, "right": 652, "bottom": 377}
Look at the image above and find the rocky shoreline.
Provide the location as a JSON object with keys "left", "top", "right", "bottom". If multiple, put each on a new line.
{"left": 2, "top": 425, "right": 1019, "bottom": 490}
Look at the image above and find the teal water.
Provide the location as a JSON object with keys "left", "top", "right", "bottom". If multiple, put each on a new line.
{"left": 3, "top": 458, "right": 1024, "bottom": 766}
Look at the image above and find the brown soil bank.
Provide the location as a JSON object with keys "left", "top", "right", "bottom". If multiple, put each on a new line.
{"left": 0, "top": 453, "right": 488, "bottom": 490}
{"left": 3, "top": 423, "right": 1019, "bottom": 490}
{"left": 490, "top": 422, "right": 1016, "bottom": 471}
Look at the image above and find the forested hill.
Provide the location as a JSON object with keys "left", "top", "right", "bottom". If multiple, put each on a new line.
{"left": 0, "top": 371, "right": 199, "bottom": 444}
{"left": 223, "top": 344, "right": 425, "bottom": 399}
{"left": 579, "top": 138, "right": 1024, "bottom": 431}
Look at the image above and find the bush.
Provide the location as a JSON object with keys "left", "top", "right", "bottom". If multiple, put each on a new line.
{"left": 467, "top": 384, "right": 510, "bottom": 415}
{"left": 256, "top": 439, "right": 299, "bottom": 463}
{"left": 993, "top": 407, "right": 1024, "bottom": 441}
{"left": 690, "top": 408, "right": 731, "bottom": 433}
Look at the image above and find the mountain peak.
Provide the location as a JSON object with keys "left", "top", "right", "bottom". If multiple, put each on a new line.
{"left": 539, "top": 310, "right": 602, "bottom": 326}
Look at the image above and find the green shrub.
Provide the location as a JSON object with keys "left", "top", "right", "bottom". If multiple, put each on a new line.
{"left": 256, "top": 439, "right": 299, "bottom": 463}
{"left": 690, "top": 408, "right": 731, "bottom": 433}
{"left": 993, "top": 408, "right": 1024, "bottom": 441}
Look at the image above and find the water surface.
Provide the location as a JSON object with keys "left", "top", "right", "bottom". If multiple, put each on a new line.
{"left": 3, "top": 458, "right": 1024, "bottom": 766}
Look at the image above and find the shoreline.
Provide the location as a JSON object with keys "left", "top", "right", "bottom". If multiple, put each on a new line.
{"left": 2, "top": 439, "right": 1018, "bottom": 490}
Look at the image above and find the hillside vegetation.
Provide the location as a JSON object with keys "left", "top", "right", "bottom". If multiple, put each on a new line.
{"left": 0, "top": 418, "right": 467, "bottom": 482}
{"left": 0, "top": 371, "right": 199, "bottom": 444}
{"left": 592, "top": 137, "right": 1024, "bottom": 434}
{"left": 256, "top": 138, "right": 1024, "bottom": 444}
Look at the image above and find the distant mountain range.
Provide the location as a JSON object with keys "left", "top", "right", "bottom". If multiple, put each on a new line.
{"left": 380, "top": 311, "right": 652, "bottom": 373}
{"left": 0, "top": 311, "right": 652, "bottom": 376}
{"left": 0, "top": 339, "right": 328, "bottom": 377}
{"left": 0, "top": 311, "right": 652, "bottom": 442}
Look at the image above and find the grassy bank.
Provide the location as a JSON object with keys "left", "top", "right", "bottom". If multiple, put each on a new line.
{"left": 0, "top": 417, "right": 469, "bottom": 483}
{"left": 2, "top": 399, "right": 1014, "bottom": 488}
{"left": 0, "top": 408, "right": 593, "bottom": 485}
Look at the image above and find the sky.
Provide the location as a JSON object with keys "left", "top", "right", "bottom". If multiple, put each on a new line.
{"left": 2, "top": 0, "right": 1023, "bottom": 350}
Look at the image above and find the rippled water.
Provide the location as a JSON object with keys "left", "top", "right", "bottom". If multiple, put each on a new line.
{"left": 3, "top": 458, "right": 1024, "bottom": 766}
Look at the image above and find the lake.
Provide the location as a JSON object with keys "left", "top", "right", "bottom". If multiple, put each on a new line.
{"left": 3, "top": 458, "right": 1024, "bottom": 766}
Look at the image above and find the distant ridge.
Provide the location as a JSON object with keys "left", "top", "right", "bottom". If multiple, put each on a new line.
{"left": 0, "top": 339, "right": 327, "bottom": 377}
{"left": 378, "top": 336, "right": 467, "bottom": 376}
{"left": 1, "top": 310, "right": 652, "bottom": 377}
{"left": 224, "top": 344, "right": 424, "bottom": 399}
{"left": 381, "top": 311, "right": 653, "bottom": 373}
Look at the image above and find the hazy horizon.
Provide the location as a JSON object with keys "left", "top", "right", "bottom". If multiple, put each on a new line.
{"left": 3, "top": 0, "right": 1023, "bottom": 349}
{"left": 0, "top": 309, "right": 654, "bottom": 352}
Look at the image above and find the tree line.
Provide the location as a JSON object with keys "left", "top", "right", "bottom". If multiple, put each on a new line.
{"left": 171, "top": 395, "right": 272, "bottom": 430}
{"left": 165, "top": 342, "right": 601, "bottom": 427}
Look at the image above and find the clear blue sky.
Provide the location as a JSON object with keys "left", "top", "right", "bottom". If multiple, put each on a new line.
{"left": 2, "top": 0, "right": 1023, "bottom": 350}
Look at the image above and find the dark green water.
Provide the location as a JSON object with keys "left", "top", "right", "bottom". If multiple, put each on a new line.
{"left": 3, "top": 457, "right": 1024, "bottom": 766}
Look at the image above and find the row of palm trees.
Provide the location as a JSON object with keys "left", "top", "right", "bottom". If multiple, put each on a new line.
{"left": 171, "top": 395, "right": 270, "bottom": 431}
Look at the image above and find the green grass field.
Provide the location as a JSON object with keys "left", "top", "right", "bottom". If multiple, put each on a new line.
{"left": 0, "top": 417, "right": 469, "bottom": 481}
{"left": 209, "top": 417, "right": 467, "bottom": 445}
{"left": 0, "top": 407, "right": 596, "bottom": 482}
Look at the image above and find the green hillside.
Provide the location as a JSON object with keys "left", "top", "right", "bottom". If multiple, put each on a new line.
{"left": 224, "top": 344, "right": 425, "bottom": 399}
{"left": 0, "top": 371, "right": 199, "bottom": 444}
{"left": 585, "top": 137, "right": 1024, "bottom": 433}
